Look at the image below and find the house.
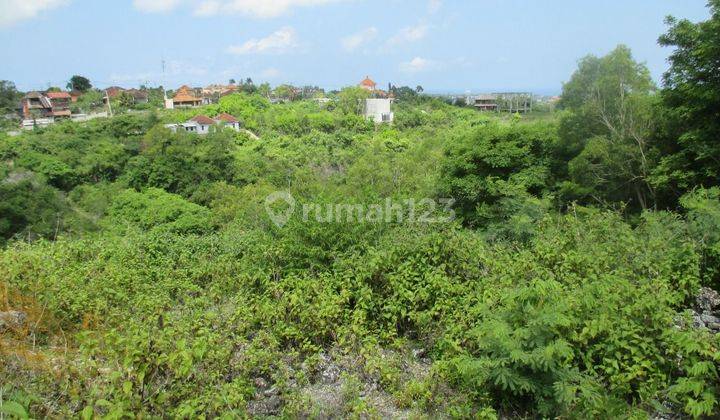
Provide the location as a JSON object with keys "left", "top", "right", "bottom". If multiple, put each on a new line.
{"left": 69, "top": 90, "right": 83, "bottom": 102}
{"left": 105, "top": 86, "right": 125, "bottom": 98}
{"left": 215, "top": 113, "right": 241, "bottom": 131}
{"left": 126, "top": 89, "right": 149, "bottom": 103}
{"left": 164, "top": 114, "right": 242, "bottom": 135}
{"left": 473, "top": 94, "right": 498, "bottom": 111}
{"left": 103, "top": 87, "right": 149, "bottom": 104}
{"left": 166, "top": 85, "right": 202, "bottom": 109}
{"left": 363, "top": 98, "right": 394, "bottom": 123}
{"left": 203, "top": 84, "right": 237, "bottom": 96}
{"left": 21, "top": 91, "right": 72, "bottom": 119}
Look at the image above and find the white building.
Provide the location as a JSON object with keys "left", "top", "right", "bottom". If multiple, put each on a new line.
{"left": 363, "top": 98, "right": 394, "bottom": 124}
{"left": 164, "top": 114, "right": 241, "bottom": 135}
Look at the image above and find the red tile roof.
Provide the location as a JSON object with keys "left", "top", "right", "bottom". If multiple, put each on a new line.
{"left": 106, "top": 87, "right": 125, "bottom": 98}
{"left": 191, "top": 115, "right": 216, "bottom": 125}
{"left": 46, "top": 91, "right": 72, "bottom": 99}
{"left": 215, "top": 113, "right": 238, "bottom": 123}
{"left": 360, "top": 76, "right": 376, "bottom": 88}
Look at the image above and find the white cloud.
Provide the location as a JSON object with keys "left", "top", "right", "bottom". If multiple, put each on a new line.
{"left": 386, "top": 24, "right": 429, "bottom": 47}
{"left": 341, "top": 27, "right": 378, "bottom": 52}
{"left": 0, "top": 0, "right": 69, "bottom": 27}
{"left": 399, "top": 57, "right": 440, "bottom": 73}
{"left": 132, "top": 0, "right": 183, "bottom": 13}
{"left": 193, "top": 0, "right": 221, "bottom": 15}
{"left": 226, "top": 27, "right": 298, "bottom": 55}
{"left": 222, "top": 0, "right": 340, "bottom": 18}
{"left": 428, "top": 0, "right": 441, "bottom": 13}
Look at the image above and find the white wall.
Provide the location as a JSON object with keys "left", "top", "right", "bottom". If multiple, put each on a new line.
{"left": 363, "top": 99, "right": 394, "bottom": 123}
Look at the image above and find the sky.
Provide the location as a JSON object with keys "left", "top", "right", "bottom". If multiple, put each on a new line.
{"left": 0, "top": 0, "right": 711, "bottom": 95}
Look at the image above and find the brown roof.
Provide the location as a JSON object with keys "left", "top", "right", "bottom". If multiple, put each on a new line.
{"left": 173, "top": 85, "right": 201, "bottom": 103}
{"left": 46, "top": 91, "right": 71, "bottom": 99}
{"left": 24, "top": 91, "right": 44, "bottom": 99}
{"left": 191, "top": 115, "right": 216, "bottom": 125}
{"left": 215, "top": 113, "right": 238, "bottom": 123}
{"left": 106, "top": 87, "right": 125, "bottom": 98}
{"left": 360, "top": 76, "right": 376, "bottom": 88}
{"left": 126, "top": 88, "right": 149, "bottom": 99}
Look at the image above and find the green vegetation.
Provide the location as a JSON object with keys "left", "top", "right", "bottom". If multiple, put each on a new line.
{"left": 2, "top": 4, "right": 720, "bottom": 418}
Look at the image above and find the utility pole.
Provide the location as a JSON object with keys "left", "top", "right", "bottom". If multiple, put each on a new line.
{"left": 105, "top": 89, "right": 113, "bottom": 117}
{"left": 161, "top": 58, "right": 169, "bottom": 108}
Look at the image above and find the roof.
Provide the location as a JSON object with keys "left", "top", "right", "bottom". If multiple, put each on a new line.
{"left": 173, "top": 85, "right": 201, "bottom": 103}
{"left": 126, "top": 88, "right": 149, "bottom": 99}
{"left": 23, "top": 91, "right": 44, "bottom": 99}
{"left": 475, "top": 94, "right": 498, "bottom": 101}
{"left": 215, "top": 113, "right": 238, "bottom": 123}
{"left": 106, "top": 87, "right": 125, "bottom": 98}
{"left": 191, "top": 115, "right": 216, "bottom": 125}
{"left": 45, "top": 91, "right": 72, "bottom": 99}
{"left": 360, "top": 76, "right": 376, "bottom": 88}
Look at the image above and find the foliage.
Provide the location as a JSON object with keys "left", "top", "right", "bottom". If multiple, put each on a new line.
{"left": 106, "top": 188, "right": 214, "bottom": 234}
{"left": 0, "top": 80, "right": 21, "bottom": 113}
{"left": 439, "top": 119, "right": 557, "bottom": 233}
{"left": 556, "top": 45, "right": 658, "bottom": 210}
{"left": 67, "top": 75, "right": 92, "bottom": 92}
{"left": 653, "top": 1, "right": 720, "bottom": 199}
{"left": 336, "top": 86, "right": 370, "bottom": 115}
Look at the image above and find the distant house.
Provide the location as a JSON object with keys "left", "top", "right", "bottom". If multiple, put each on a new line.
{"left": 104, "top": 87, "right": 149, "bottom": 104}
{"left": 69, "top": 90, "right": 83, "bottom": 103}
{"left": 215, "top": 113, "right": 241, "bottom": 131}
{"left": 166, "top": 85, "right": 202, "bottom": 109}
{"left": 126, "top": 89, "right": 149, "bottom": 104}
{"left": 164, "top": 114, "right": 241, "bottom": 135}
{"left": 203, "top": 84, "right": 237, "bottom": 96}
{"left": 473, "top": 94, "right": 498, "bottom": 111}
{"left": 105, "top": 86, "right": 125, "bottom": 98}
{"left": 21, "top": 91, "right": 72, "bottom": 119}
{"left": 363, "top": 98, "right": 394, "bottom": 124}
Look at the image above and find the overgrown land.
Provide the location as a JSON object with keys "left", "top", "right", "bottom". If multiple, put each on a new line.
{"left": 2, "top": 4, "right": 720, "bottom": 419}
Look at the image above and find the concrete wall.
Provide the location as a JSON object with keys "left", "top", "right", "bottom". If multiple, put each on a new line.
{"left": 363, "top": 99, "right": 394, "bottom": 123}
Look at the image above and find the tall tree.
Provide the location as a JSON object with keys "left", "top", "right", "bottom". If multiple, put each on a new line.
{"left": 67, "top": 75, "right": 92, "bottom": 92}
{"left": 0, "top": 80, "right": 21, "bottom": 112}
{"left": 556, "top": 45, "right": 658, "bottom": 210}
{"left": 654, "top": 0, "right": 720, "bottom": 195}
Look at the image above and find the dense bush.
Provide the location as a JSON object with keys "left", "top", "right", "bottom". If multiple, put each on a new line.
{"left": 3, "top": 8, "right": 720, "bottom": 413}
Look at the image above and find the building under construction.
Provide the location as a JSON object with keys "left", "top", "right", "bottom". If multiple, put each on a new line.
{"left": 470, "top": 92, "right": 534, "bottom": 113}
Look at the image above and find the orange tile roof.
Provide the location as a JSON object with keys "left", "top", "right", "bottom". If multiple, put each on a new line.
{"left": 360, "top": 76, "right": 376, "bottom": 88}
{"left": 191, "top": 115, "right": 215, "bottom": 125}
{"left": 173, "top": 85, "right": 201, "bottom": 103}
{"left": 215, "top": 113, "right": 238, "bottom": 123}
{"left": 46, "top": 91, "right": 72, "bottom": 99}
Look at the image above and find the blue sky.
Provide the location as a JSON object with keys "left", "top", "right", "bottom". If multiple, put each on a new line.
{"left": 0, "top": 0, "right": 711, "bottom": 94}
